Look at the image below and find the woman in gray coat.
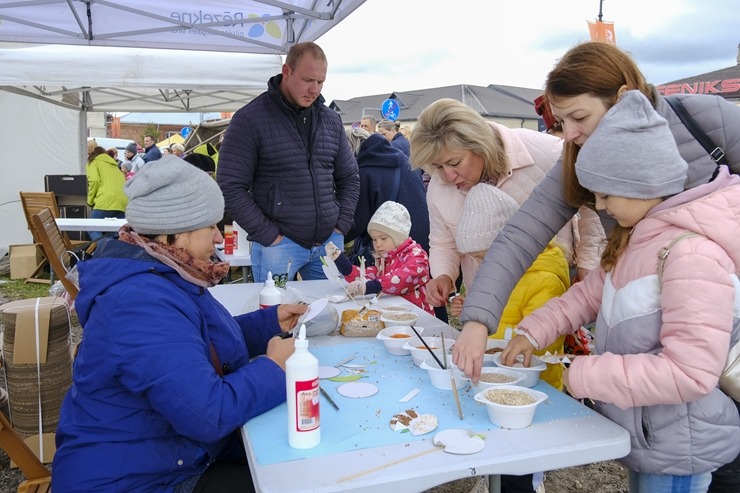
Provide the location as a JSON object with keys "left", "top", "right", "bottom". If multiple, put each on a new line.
{"left": 453, "top": 41, "right": 740, "bottom": 493}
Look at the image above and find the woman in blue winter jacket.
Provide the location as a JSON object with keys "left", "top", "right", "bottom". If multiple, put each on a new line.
{"left": 52, "top": 156, "right": 307, "bottom": 493}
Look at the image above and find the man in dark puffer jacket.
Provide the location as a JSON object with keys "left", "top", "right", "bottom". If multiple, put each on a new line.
{"left": 217, "top": 42, "right": 359, "bottom": 283}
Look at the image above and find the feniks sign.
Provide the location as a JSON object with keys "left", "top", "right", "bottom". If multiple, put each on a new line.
{"left": 658, "top": 78, "right": 740, "bottom": 96}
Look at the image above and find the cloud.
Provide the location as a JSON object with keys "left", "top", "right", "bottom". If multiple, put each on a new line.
{"left": 318, "top": 0, "right": 739, "bottom": 100}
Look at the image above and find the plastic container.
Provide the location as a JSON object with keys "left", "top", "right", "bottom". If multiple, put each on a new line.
{"left": 259, "top": 271, "right": 282, "bottom": 308}
{"left": 473, "top": 386, "right": 548, "bottom": 429}
{"left": 286, "top": 325, "right": 320, "bottom": 449}
{"left": 402, "top": 336, "right": 455, "bottom": 367}
{"left": 419, "top": 357, "right": 468, "bottom": 391}
{"left": 492, "top": 353, "right": 546, "bottom": 388}
{"left": 376, "top": 325, "right": 424, "bottom": 355}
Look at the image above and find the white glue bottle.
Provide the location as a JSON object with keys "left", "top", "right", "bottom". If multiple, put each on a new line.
{"left": 286, "top": 324, "right": 320, "bottom": 449}
{"left": 259, "top": 271, "right": 282, "bottom": 308}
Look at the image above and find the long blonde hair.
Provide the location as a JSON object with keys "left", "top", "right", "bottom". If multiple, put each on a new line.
{"left": 409, "top": 99, "right": 508, "bottom": 181}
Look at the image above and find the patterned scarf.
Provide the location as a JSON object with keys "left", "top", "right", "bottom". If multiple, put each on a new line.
{"left": 118, "top": 226, "right": 229, "bottom": 287}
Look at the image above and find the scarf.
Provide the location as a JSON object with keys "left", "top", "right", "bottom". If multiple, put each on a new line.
{"left": 118, "top": 225, "right": 230, "bottom": 287}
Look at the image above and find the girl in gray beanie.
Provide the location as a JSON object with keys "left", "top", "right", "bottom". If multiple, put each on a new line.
{"left": 503, "top": 90, "right": 740, "bottom": 490}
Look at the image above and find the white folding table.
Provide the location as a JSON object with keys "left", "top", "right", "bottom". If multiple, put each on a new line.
{"left": 209, "top": 280, "right": 631, "bottom": 493}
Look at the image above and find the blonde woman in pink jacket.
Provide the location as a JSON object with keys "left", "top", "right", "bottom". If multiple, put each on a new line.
{"left": 409, "top": 98, "right": 604, "bottom": 310}
{"left": 504, "top": 91, "right": 740, "bottom": 492}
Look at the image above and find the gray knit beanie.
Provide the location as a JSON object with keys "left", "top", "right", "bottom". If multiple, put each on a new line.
{"left": 576, "top": 90, "right": 687, "bottom": 199}
{"left": 125, "top": 155, "right": 224, "bottom": 235}
{"left": 125, "top": 142, "right": 138, "bottom": 154}
{"left": 456, "top": 184, "right": 519, "bottom": 254}
{"left": 367, "top": 201, "right": 411, "bottom": 247}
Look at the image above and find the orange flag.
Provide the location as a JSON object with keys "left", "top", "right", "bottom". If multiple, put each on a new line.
{"left": 587, "top": 20, "right": 616, "bottom": 44}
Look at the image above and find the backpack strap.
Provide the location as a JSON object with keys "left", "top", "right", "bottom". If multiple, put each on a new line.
{"left": 657, "top": 231, "right": 703, "bottom": 291}
{"left": 664, "top": 96, "right": 728, "bottom": 168}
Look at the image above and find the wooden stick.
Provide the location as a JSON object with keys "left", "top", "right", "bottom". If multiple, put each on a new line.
{"left": 337, "top": 446, "right": 443, "bottom": 482}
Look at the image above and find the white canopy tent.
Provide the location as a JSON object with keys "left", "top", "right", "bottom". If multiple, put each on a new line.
{"left": 0, "top": 44, "right": 283, "bottom": 113}
{"left": 0, "top": 0, "right": 366, "bottom": 251}
{"left": 0, "top": 0, "right": 365, "bottom": 54}
{"left": 0, "top": 46, "right": 283, "bottom": 250}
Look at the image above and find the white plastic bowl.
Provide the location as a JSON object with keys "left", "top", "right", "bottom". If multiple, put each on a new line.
{"left": 419, "top": 357, "right": 468, "bottom": 390}
{"left": 378, "top": 303, "right": 412, "bottom": 314}
{"left": 402, "top": 336, "right": 455, "bottom": 367}
{"left": 482, "top": 339, "right": 508, "bottom": 364}
{"left": 376, "top": 325, "right": 424, "bottom": 355}
{"left": 468, "top": 367, "right": 527, "bottom": 393}
{"left": 473, "top": 385, "right": 548, "bottom": 429}
{"left": 380, "top": 311, "right": 419, "bottom": 327}
{"left": 492, "top": 353, "right": 546, "bottom": 388}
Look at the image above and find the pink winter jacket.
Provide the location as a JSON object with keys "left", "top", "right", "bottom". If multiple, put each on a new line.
{"left": 518, "top": 167, "right": 740, "bottom": 474}
{"left": 427, "top": 122, "right": 604, "bottom": 290}
{"left": 344, "top": 237, "right": 433, "bottom": 313}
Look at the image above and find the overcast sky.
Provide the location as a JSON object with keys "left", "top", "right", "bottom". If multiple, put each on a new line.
{"left": 315, "top": 0, "right": 740, "bottom": 103}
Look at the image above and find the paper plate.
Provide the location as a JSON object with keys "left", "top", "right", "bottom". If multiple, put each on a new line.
{"left": 433, "top": 429, "right": 486, "bottom": 455}
{"left": 337, "top": 381, "right": 379, "bottom": 398}
{"left": 319, "top": 366, "right": 341, "bottom": 379}
{"left": 296, "top": 298, "right": 329, "bottom": 326}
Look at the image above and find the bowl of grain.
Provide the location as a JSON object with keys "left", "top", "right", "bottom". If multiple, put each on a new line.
{"left": 378, "top": 303, "right": 412, "bottom": 314}
{"left": 467, "top": 367, "right": 526, "bottom": 393}
{"left": 492, "top": 353, "right": 546, "bottom": 388}
{"left": 482, "top": 339, "right": 508, "bottom": 364}
{"left": 380, "top": 310, "right": 419, "bottom": 327}
{"left": 376, "top": 325, "right": 424, "bottom": 355}
{"left": 402, "top": 336, "right": 455, "bottom": 367}
{"left": 473, "top": 385, "right": 548, "bottom": 429}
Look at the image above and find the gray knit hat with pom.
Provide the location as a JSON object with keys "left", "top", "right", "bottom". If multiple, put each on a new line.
{"left": 125, "top": 155, "right": 224, "bottom": 235}
{"left": 576, "top": 90, "right": 687, "bottom": 199}
{"left": 456, "top": 184, "right": 519, "bottom": 254}
{"left": 367, "top": 201, "right": 411, "bottom": 247}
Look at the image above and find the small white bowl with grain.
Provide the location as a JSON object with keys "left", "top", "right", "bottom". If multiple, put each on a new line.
{"left": 467, "top": 367, "right": 527, "bottom": 393}
{"left": 380, "top": 310, "right": 419, "bottom": 327}
{"left": 473, "top": 385, "right": 548, "bottom": 429}
{"left": 492, "top": 353, "right": 546, "bottom": 388}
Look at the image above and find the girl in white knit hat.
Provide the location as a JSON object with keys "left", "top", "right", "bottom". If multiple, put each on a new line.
{"left": 326, "top": 201, "right": 433, "bottom": 314}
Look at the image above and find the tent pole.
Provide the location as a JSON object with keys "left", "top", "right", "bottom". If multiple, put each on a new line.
{"left": 79, "top": 109, "right": 87, "bottom": 174}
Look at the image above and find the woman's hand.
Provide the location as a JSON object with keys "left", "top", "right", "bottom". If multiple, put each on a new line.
{"left": 451, "top": 321, "right": 489, "bottom": 383}
{"left": 449, "top": 295, "right": 465, "bottom": 317}
{"left": 501, "top": 334, "right": 535, "bottom": 367}
{"left": 265, "top": 336, "right": 295, "bottom": 370}
{"left": 425, "top": 275, "right": 454, "bottom": 307}
{"left": 276, "top": 303, "right": 308, "bottom": 332}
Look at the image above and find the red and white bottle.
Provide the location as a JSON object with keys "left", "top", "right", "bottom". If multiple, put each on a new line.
{"left": 286, "top": 324, "right": 320, "bottom": 449}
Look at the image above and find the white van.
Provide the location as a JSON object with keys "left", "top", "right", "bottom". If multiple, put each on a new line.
{"left": 87, "top": 137, "right": 139, "bottom": 162}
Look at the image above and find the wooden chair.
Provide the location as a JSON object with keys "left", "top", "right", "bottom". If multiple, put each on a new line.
{"left": 0, "top": 411, "right": 51, "bottom": 493}
{"left": 31, "top": 208, "right": 79, "bottom": 301}
{"left": 18, "top": 192, "right": 85, "bottom": 284}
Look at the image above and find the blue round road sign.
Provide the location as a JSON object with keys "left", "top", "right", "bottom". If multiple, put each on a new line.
{"left": 181, "top": 127, "right": 192, "bottom": 138}
{"left": 380, "top": 99, "right": 400, "bottom": 121}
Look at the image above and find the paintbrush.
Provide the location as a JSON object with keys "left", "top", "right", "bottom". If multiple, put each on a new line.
{"left": 320, "top": 386, "right": 339, "bottom": 411}
{"left": 410, "top": 326, "right": 445, "bottom": 369}
{"left": 443, "top": 334, "right": 464, "bottom": 420}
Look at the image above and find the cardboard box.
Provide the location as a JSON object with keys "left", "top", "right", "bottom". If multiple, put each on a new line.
{"left": 9, "top": 244, "right": 43, "bottom": 280}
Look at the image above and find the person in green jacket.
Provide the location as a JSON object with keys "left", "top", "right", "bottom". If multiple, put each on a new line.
{"left": 87, "top": 139, "right": 127, "bottom": 240}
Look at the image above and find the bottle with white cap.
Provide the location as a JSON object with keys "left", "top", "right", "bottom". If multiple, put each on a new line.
{"left": 259, "top": 271, "right": 282, "bottom": 308}
{"left": 286, "top": 324, "right": 320, "bottom": 449}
